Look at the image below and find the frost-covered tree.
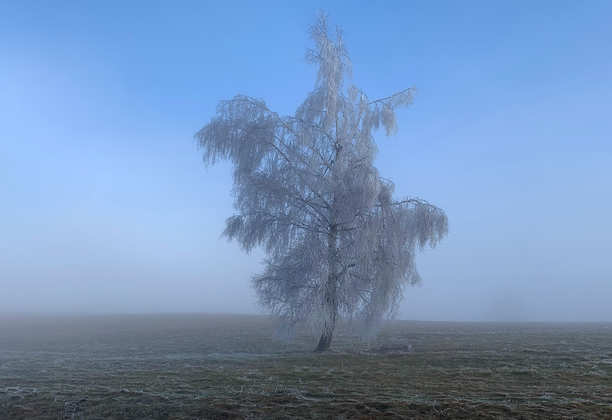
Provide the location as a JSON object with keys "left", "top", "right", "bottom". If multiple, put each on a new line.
{"left": 196, "top": 14, "right": 448, "bottom": 352}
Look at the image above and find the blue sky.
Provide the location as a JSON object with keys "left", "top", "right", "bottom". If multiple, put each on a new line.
{"left": 1, "top": 1, "right": 611, "bottom": 321}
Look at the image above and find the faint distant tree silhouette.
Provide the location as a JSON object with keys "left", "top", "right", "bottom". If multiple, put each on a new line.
{"left": 195, "top": 14, "right": 448, "bottom": 352}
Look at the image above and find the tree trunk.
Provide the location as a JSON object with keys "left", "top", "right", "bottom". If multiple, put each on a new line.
{"left": 315, "top": 242, "right": 338, "bottom": 352}
{"left": 316, "top": 200, "right": 340, "bottom": 353}
{"left": 315, "top": 326, "right": 334, "bottom": 352}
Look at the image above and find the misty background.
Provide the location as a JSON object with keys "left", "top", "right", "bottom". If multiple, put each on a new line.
{"left": 1, "top": 1, "right": 610, "bottom": 322}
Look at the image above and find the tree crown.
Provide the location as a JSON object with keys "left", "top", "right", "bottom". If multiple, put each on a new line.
{"left": 196, "top": 14, "right": 448, "bottom": 343}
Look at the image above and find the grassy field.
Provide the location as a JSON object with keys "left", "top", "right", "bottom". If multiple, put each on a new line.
{"left": 1, "top": 313, "right": 611, "bottom": 419}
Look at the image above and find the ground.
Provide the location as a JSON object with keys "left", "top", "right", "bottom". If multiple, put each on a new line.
{"left": 1, "top": 313, "right": 611, "bottom": 419}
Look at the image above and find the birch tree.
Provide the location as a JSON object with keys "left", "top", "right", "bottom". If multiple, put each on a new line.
{"left": 196, "top": 14, "right": 448, "bottom": 352}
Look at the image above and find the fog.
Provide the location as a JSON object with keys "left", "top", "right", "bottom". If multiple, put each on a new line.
{"left": 1, "top": 1, "right": 611, "bottom": 322}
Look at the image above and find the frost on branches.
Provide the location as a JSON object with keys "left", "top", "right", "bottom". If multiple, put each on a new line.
{"left": 196, "top": 14, "right": 448, "bottom": 352}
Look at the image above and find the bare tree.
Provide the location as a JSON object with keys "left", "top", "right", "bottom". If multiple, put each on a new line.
{"left": 196, "top": 14, "right": 448, "bottom": 352}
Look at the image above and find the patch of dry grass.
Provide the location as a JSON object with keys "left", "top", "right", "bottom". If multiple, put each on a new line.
{"left": 1, "top": 314, "right": 611, "bottom": 419}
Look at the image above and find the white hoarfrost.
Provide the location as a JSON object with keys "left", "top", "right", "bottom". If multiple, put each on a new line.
{"left": 196, "top": 14, "right": 448, "bottom": 351}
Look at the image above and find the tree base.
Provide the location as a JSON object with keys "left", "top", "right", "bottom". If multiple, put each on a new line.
{"left": 314, "top": 332, "right": 333, "bottom": 352}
